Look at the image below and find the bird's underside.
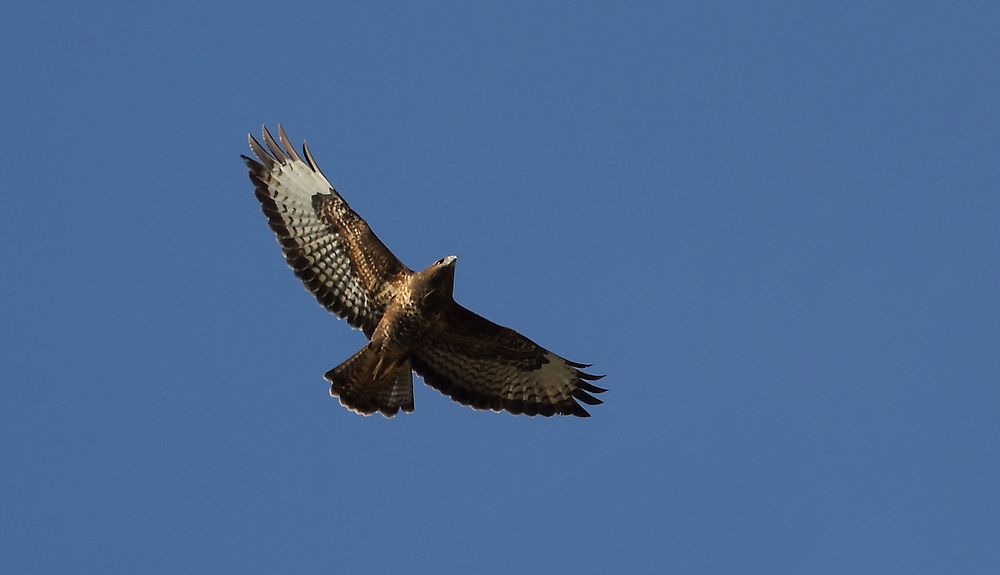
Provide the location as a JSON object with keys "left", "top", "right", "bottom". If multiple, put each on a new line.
{"left": 244, "top": 125, "right": 606, "bottom": 417}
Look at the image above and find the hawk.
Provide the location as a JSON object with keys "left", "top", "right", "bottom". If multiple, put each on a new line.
{"left": 243, "top": 126, "right": 605, "bottom": 417}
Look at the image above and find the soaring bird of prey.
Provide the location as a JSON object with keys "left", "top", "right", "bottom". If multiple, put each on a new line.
{"left": 243, "top": 126, "right": 605, "bottom": 417}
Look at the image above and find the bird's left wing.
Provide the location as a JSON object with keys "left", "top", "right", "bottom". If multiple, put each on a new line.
{"left": 243, "top": 126, "right": 412, "bottom": 337}
{"left": 411, "top": 304, "right": 606, "bottom": 417}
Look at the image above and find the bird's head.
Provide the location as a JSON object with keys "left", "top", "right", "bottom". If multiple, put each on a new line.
{"left": 433, "top": 255, "right": 458, "bottom": 268}
{"left": 416, "top": 255, "right": 458, "bottom": 306}
{"left": 429, "top": 255, "right": 457, "bottom": 286}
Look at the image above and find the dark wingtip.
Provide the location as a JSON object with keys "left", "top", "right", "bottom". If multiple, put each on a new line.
{"left": 241, "top": 154, "right": 261, "bottom": 172}
{"left": 577, "top": 380, "right": 608, "bottom": 394}
{"left": 572, "top": 387, "right": 604, "bottom": 406}
{"left": 564, "top": 399, "right": 593, "bottom": 417}
{"left": 302, "top": 140, "right": 322, "bottom": 173}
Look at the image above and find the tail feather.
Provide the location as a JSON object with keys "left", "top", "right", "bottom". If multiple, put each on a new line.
{"left": 324, "top": 344, "right": 414, "bottom": 418}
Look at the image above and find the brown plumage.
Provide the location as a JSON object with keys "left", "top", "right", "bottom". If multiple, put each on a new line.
{"left": 243, "top": 126, "right": 605, "bottom": 417}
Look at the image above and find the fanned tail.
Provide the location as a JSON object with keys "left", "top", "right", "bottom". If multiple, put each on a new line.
{"left": 324, "top": 344, "right": 415, "bottom": 418}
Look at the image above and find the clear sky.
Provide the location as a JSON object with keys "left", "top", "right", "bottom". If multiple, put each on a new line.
{"left": 2, "top": 1, "right": 998, "bottom": 573}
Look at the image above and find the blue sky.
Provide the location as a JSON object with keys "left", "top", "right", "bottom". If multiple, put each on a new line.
{"left": 2, "top": 1, "right": 998, "bottom": 573}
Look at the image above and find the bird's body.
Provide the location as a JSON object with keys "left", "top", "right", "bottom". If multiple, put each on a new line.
{"left": 244, "top": 126, "right": 605, "bottom": 417}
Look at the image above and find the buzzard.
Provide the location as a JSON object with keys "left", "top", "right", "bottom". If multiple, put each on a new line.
{"left": 243, "top": 126, "right": 605, "bottom": 418}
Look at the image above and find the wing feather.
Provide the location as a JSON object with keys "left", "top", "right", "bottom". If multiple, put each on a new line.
{"left": 302, "top": 140, "right": 321, "bottom": 171}
{"left": 277, "top": 125, "right": 303, "bottom": 164}
{"left": 262, "top": 126, "right": 288, "bottom": 163}
{"left": 244, "top": 126, "right": 412, "bottom": 337}
{"left": 411, "top": 304, "right": 605, "bottom": 417}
